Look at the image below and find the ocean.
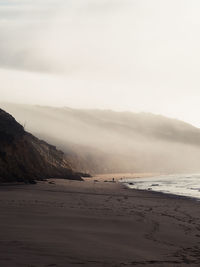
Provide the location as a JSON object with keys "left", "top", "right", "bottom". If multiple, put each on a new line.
{"left": 121, "top": 174, "right": 200, "bottom": 200}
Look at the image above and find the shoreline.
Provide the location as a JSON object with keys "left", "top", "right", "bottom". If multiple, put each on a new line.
{"left": 120, "top": 173, "right": 200, "bottom": 202}
{"left": 86, "top": 172, "right": 200, "bottom": 202}
{"left": 0, "top": 178, "right": 200, "bottom": 266}
{"left": 130, "top": 186, "right": 200, "bottom": 202}
{"left": 85, "top": 172, "right": 160, "bottom": 183}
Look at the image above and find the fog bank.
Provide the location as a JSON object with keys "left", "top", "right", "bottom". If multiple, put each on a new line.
{"left": 2, "top": 103, "right": 200, "bottom": 174}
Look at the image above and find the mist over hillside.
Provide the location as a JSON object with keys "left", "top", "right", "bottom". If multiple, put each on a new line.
{"left": 2, "top": 102, "right": 200, "bottom": 174}
{"left": 0, "top": 108, "right": 85, "bottom": 182}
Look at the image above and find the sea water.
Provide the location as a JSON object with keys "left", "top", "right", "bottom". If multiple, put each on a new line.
{"left": 121, "top": 174, "right": 200, "bottom": 200}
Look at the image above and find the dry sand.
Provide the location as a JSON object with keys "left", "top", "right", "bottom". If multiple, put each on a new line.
{"left": 0, "top": 178, "right": 200, "bottom": 266}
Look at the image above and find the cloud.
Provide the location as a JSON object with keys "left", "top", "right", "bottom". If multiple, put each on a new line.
{"left": 0, "top": 0, "right": 135, "bottom": 73}
{"left": 1, "top": 0, "right": 200, "bottom": 77}
{"left": 1, "top": 0, "right": 200, "bottom": 127}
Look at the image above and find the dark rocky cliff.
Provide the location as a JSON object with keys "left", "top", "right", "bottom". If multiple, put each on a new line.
{"left": 0, "top": 109, "right": 83, "bottom": 183}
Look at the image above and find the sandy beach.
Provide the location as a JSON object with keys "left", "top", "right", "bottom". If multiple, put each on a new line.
{"left": 0, "top": 178, "right": 200, "bottom": 267}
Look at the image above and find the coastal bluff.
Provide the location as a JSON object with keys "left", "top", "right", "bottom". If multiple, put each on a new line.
{"left": 0, "top": 108, "right": 83, "bottom": 183}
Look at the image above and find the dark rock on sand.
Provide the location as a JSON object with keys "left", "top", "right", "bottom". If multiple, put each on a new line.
{"left": 0, "top": 109, "right": 84, "bottom": 183}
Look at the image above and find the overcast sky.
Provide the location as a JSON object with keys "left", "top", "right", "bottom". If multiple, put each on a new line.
{"left": 1, "top": 0, "right": 200, "bottom": 126}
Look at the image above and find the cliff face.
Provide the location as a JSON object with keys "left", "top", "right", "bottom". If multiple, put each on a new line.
{"left": 0, "top": 109, "right": 82, "bottom": 183}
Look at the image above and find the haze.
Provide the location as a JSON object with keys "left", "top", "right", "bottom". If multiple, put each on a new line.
{"left": 3, "top": 102, "right": 200, "bottom": 174}
{"left": 1, "top": 0, "right": 200, "bottom": 127}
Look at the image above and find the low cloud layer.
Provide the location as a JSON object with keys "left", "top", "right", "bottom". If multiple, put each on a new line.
{"left": 1, "top": 0, "right": 200, "bottom": 127}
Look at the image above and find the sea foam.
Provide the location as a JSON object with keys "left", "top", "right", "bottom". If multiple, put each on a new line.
{"left": 122, "top": 174, "right": 200, "bottom": 200}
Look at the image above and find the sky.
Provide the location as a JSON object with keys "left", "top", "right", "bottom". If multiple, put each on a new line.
{"left": 1, "top": 0, "right": 200, "bottom": 127}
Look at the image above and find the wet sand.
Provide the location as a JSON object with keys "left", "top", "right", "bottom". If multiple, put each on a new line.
{"left": 86, "top": 172, "right": 158, "bottom": 182}
{"left": 0, "top": 179, "right": 200, "bottom": 266}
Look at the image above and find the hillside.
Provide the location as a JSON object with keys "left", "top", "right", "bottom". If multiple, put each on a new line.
{"left": 0, "top": 108, "right": 84, "bottom": 183}
{"left": 2, "top": 103, "right": 200, "bottom": 174}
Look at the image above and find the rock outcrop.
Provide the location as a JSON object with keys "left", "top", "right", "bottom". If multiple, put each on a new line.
{"left": 0, "top": 109, "right": 83, "bottom": 183}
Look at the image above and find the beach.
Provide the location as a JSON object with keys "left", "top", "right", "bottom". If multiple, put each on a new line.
{"left": 0, "top": 178, "right": 200, "bottom": 266}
